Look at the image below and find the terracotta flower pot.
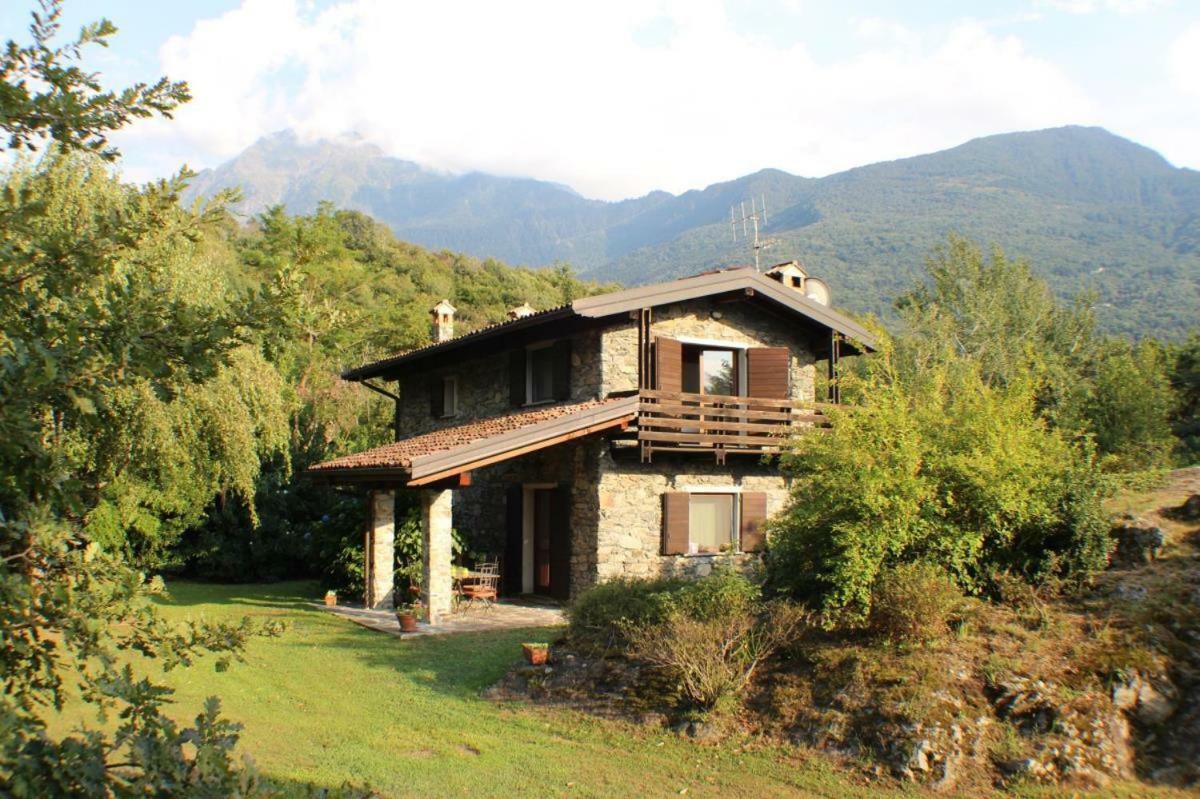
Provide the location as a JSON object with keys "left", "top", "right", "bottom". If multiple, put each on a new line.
{"left": 397, "top": 612, "right": 419, "bottom": 633}
{"left": 324, "top": 593, "right": 337, "bottom": 606}
{"left": 522, "top": 643, "right": 549, "bottom": 665}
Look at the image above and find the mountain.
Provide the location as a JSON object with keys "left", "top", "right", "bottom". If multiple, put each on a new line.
{"left": 185, "top": 127, "right": 1200, "bottom": 338}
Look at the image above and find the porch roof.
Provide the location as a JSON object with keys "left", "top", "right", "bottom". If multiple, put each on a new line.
{"left": 307, "top": 395, "right": 638, "bottom": 487}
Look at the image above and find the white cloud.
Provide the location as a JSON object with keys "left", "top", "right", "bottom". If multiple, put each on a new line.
{"left": 119, "top": 0, "right": 1101, "bottom": 199}
{"left": 1039, "top": 0, "right": 1171, "bottom": 13}
{"left": 1168, "top": 24, "right": 1200, "bottom": 97}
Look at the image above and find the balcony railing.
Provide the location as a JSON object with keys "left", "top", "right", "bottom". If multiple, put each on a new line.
{"left": 636, "top": 389, "right": 834, "bottom": 463}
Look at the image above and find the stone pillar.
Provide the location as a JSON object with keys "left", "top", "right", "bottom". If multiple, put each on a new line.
{"left": 421, "top": 489, "right": 454, "bottom": 626}
{"left": 367, "top": 490, "right": 395, "bottom": 610}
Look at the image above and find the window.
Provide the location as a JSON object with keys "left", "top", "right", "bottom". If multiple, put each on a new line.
{"left": 662, "top": 490, "right": 767, "bottom": 555}
{"left": 527, "top": 344, "right": 556, "bottom": 404}
{"left": 687, "top": 493, "right": 735, "bottom": 554}
{"left": 430, "top": 375, "right": 458, "bottom": 418}
{"left": 682, "top": 344, "right": 739, "bottom": 397}
{"left": 441, "top": 376, "right": 457, "bottom": 418}
{"left": 510, "top": 340, "right": 570, "bottom": 407}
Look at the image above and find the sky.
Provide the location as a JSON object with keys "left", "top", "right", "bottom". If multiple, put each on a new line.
{"left": 3, "top": 0, "right": 1198, "bottom": 200}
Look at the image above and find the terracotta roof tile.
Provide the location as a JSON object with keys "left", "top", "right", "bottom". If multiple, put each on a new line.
{"left": 308, "top": 395, "right": 631, "bottom": 474}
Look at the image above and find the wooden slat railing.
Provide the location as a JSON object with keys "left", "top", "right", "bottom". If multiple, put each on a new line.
{"left": 636, "top": 389, "right": 834, "bottom": 462}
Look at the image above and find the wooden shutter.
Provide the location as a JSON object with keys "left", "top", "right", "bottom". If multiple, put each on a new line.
{"left": 655, "top": 337, "right": 683, "bottom": 393}
{"left": 429, "top": 377, "right": 444, "bottom": 418}
{"left": 549, "top": 484, "right": 572, "bottom": 600}
{"left": 504, "top": 485, "right": 524, "bottom": 595}
{"left": 747, "top": 347, "right": 790, "bottom": 399}
{"left": 551, "top": 339, "right": 572, "bottom": 401}
{"left": 509, "top": 350, "right": 526, "bottom": 407}
{"left": 661, "top": 491, "right": 689, "bottom": 555}
{"left": 739, "top": 492, "right": 768, "bottom": 552}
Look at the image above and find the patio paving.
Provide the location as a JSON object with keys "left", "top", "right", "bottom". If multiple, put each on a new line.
{"left": 320, "top": 598, "right": 565, "bottom": 637}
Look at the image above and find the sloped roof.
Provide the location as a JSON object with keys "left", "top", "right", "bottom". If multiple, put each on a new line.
{"left": 343, "top": 268, "right": 876, "bottom": 381}
{"left": 308, "top": 395, "right": 637, "bottom": 485}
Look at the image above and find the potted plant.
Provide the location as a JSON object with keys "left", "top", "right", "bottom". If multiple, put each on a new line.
{"left": 395, "top": 602, "right": 421, "bottom": 633}
{"left": 522, "top": 642, "right": 550, "bottom": 665}
{"left": 324, "top": 590, "right": 337, "bottom": 607}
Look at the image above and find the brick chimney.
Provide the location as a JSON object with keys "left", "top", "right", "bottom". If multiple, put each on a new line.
{"left": 431, "top": 299, "right": 457, "bottom": 342}
{"left": 507, "top": 302, "right": 536, "bottom": 320}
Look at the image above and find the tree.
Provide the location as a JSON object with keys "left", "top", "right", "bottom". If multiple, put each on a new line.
{"left": 893, "top": 235, "right": 1176, "bottom": 471}
{"left": 0, "top": 0, "right": 188, "bottom": 159}
{"left": 0, "top": 4, "right": 347, "bottom": 795}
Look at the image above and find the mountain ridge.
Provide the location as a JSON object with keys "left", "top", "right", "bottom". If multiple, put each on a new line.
{"left": 184, "top": 126, "right": 1200, "bottom": 338}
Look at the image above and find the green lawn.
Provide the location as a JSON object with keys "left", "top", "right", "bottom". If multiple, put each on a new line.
{"left": 51, "top": 581, "right": 1190, "bottom": 798}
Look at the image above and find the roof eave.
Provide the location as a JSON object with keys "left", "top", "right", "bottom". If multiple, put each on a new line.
{"left": 342, "top": 306, "right": 577, "bottom": 381}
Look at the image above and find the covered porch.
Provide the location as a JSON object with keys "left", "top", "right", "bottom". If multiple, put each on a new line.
{"left": 307, "top": 396, "right": 638, "bottom": 627}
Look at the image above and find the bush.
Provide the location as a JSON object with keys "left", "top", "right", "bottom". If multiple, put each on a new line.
{"left": 627, "top": 601, "right": 809, "bottom": 709}
{"left": 767, "top": 342, "right": 1111, "bottom": 624}
{"left": 567, "top": 576, "right": 688, "bottom": 652}
{"left": 566, "top": 569, "right": 761, "bottom": 654}
{"left": 868, "top": 563, "right": 963, "bottom": 642}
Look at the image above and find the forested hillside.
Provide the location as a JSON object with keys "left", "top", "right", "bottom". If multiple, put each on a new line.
{"left": 187, "top": 126, "right": 1200, "bottom": 339}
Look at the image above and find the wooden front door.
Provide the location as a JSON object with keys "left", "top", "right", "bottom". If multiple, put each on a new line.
{"left": 532, "top": 488, "right": 553, "bottom": 594}
{"left": 505, "top": 484, "right": 571, "bottom": 599}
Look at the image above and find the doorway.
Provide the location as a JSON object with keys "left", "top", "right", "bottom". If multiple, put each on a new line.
{"left": 515, "top": 483, "right": 571, "bottom": 599}
{"left": 532, "top": 487, "right": 553, "bottom": 594}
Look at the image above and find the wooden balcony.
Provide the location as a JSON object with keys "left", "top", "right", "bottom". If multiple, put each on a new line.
{"left": 636, "top": 389, "right": 834, "bottom": 463}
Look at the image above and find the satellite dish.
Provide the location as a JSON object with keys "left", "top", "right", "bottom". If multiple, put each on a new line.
{"left": 803, "top": 276, "right": 831, "bottom": 306}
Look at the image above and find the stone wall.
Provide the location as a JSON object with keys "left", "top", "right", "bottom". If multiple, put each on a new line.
{"left": 600, "top": 297, "right": 818, "bottom": 401}
{"left": 395, "top": 326, "right": 604, "bottom": 438}
{"left": 594, "top": 448, "right": 790, "bottom": 582}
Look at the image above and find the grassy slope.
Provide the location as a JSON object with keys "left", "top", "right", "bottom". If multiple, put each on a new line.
{"left": 53, "top": 575, "right": 1197, "bottom": 798}
{"left": 54, "top": 581, "right": 884, "bottom": 799}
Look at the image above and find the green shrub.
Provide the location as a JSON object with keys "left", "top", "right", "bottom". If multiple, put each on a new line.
{"left": 868, "top": 563, "right": 963, "bottom": 642}
{"left": 671, "top": 567, "right": 761, "bottom": 621}
{"left": 767, "top": 341, "right": 1111, "bottom": 624}
{"left": 567, "top": 569, "right": 761, "bottom": 653}
{"left": 627, "top": 601, "right": 809, "bottom": 709}
{"left": 566, "top": 576, "right": 688, "bottom": 652}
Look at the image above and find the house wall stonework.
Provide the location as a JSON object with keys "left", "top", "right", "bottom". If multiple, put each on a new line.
{"left": 600, "top": 298, "right": 818, "bottom": 401}
{"left": 593, "top": 449, "right": 789, "bottom": 582}
{"left": 394, "top": 327, "right": 604, "bottom": 439}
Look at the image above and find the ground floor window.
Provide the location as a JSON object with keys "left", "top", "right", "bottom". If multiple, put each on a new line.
{"left": 662, "top": 489, "right": 768, "bottom": 556}
{"left": 687, "top": 493, "right": 736, "bottom": 554}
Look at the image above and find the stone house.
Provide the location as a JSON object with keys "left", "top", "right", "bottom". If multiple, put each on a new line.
{"left": 309, "top": 264, "right": 874, "bottom": 625}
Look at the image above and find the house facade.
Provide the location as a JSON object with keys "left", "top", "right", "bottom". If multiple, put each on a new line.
{"left": 309, "top": 263, "right": 874, "bottom": 624}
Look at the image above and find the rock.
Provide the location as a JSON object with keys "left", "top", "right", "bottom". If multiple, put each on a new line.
{"left": 1180, "top": 494, "right": 1200, "bottom": 521}
{"left": 1111, "top": 582, "right": 1148, "bottom": 601}
{"left": 993, "top": 678, "right": 1057, "bottom": 734}
{"left": 906, "top": 739, "right": 933, "bottom": 773}
{"left": 1112, "top": 673, "right": 1177, "bottom": 726}
{"left": 1110, "top": 521, "right": 1166, "bottom": 566}
{"left": 686, "top": 720, "right": 721, "bottom": 743}
{"left": 997, "top": 757, "right": 1040, "bottom": 778}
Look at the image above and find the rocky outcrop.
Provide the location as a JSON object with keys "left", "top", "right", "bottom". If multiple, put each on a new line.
{"left": 1111, "top": 514, "right": 1166, "bottom": 566}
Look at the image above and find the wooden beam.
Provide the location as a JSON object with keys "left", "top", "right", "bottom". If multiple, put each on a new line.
{"left": 421, "top": 472, "right": 472, "bottom": 489}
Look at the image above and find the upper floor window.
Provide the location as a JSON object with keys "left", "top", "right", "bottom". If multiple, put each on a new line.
{"left": 429, "top": 375, "right": 457, "bottom": 418}
{"left": 682, "top": 345, "right": 738, "bottom": 397}
{"left": 656, "top": 336, "right": 790, "bottom": 400}
{"left": 510, "top": 340, "right": 571, "bottom": 407}
{"left": 527, "top": 343, "right": 557, "bottom": 404}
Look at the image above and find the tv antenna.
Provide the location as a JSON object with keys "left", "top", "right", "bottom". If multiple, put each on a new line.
{"left": 730, "top": 195, "right": 775, "bottom": 271}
